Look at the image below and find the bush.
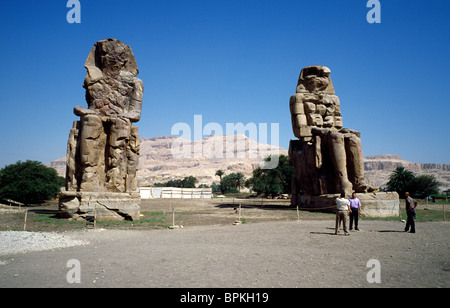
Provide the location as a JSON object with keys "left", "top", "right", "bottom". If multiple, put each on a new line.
{"left": 154, "top": 176, "right": 198, "bottom": 188}
{"left": 219, "top": 172, "right": 245, "bottom": 194}
{"left": 245, "top": 155, "right": 294, "bottom": 197}
{"left": 409, "top": 175, "right": 440, "bottom": 199}
{"left": 0, "top": 160, "right": 63, "bottom": 204}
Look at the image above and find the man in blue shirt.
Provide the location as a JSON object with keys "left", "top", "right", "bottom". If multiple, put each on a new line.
{"left": 349, "top": 192, "right": 362, "bottom": 231}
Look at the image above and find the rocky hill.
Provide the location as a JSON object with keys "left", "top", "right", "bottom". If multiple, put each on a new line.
{"left": 49, "top": 135, "right": 288, "bottom": 186}
{"left": 364, "top": 155, "right": 450, "bottom": 192}
{"left": 49, "top": 138, "right": 449, "bottom": 192}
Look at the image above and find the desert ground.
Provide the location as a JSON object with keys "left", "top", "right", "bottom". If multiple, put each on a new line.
{"left": 0, "top": 198, "right": 449, "bottom": 289}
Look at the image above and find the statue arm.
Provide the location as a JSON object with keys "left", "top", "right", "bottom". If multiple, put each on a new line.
{"left": 122, "top": 78, "right": 143, "bottom": 123}
{"left": 290, "top": 93, "right": 311, "bottom": 139}
{"left": 74, "top": 105, "right": 97, "bottom": 117}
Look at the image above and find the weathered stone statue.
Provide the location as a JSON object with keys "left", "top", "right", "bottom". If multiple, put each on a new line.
{"left": 289, "top": 66, "right": 399, "bottom": 217}
{"left": 59, "top": 38, "right": 143, "bottom": 221}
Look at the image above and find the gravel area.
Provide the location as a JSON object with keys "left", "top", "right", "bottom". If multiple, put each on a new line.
{"left": 0, "top": 231, "right": 90, "bottom": 256}
{"left": 0, "top": 220, "right": 448, "bottom": 288}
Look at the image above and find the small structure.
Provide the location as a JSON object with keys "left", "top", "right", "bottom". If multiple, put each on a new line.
{"left": 140, "top": 187, "right": 212, "bottom": 199}
{"left": 59, "top": 38, "right": 143, "bottom": 221}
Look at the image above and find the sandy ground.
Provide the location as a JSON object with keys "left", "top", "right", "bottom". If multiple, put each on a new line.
{"left": 0, "top": 219, "right": 448, "bottom": 288}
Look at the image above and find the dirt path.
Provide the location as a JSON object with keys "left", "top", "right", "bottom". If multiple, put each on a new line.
{"left": 1, "top": 220, "right": 448, "bottom": 288}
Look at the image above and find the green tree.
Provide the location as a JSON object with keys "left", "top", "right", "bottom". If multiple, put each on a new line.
{"left": 215, "top": 170, "right": 225, "bottom": 181}
{"left": 386, "top": 166, "right": 415, "bottom": 197}
{"left": 0, "top": 160, "right": 62, "bottom": 204}
{"left": 246, "top": 155, "right": 294, "bottom": 197}
{"left": 210, "top": 182, "right": 221, "bottom": 194}
{"left": 167, "top": 179, "right": 183, "bottom": 187}
{"left": 220, "top": 172, "right": 245, "bottom": 194}
{"left": 181, "top": 176, "right": 198, "bottom": 188}
{"left": 154, "top": 176, "right": 198, "bottom": 188}
{"left": 409, "top": 174, "right": 440, "bottom": 199}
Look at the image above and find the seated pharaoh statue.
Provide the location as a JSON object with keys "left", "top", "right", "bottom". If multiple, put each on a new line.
{"left": 289, "top": 66, "right": 376, "bottom": 203}
{"left": 59, "top": 38, "right": 143, "bottom": 221}
{"left": 67, "top": 38, "right": 143, "bottom": 193}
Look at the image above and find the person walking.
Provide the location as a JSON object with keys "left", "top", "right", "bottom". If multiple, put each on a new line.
{"left": 349, "top": 192, "right": 362, "bottom": 231}
{"left": 335, "top": 192, "right": 351, "bottom": 235}
{"left": 405, "top": 192, "right": 418, "bottom": 233}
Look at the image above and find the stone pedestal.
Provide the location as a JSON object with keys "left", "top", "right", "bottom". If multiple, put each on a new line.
{"left": 59, "top": 191, "right": 141, "bottom": 221}
{"left": 294, "top": 192, "right": 400, "bottom": 217}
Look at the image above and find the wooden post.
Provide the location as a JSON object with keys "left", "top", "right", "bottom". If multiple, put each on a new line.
{"left": 297, "top": 206, "right": 300, "bottom": 220}
{"left": 24, "top": 210, "right": 28, "bottom": 231}
{"left": 94, "top": 204, "right": 97, "bottom": 229}
{"left": 172, "top": 208, "right": 175, "bottom": 227}
{"left": 238, "top": 204, "right": 241, "bottom": 222}
{"left": 443, "top": 203, "right": 446, "bottom": 222}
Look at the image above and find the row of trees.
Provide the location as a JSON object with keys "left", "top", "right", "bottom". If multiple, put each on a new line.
{"left": 153, "top": 155, "right": 295, "bottom": 196}
{"left": 213, "top": 155, "right": 295, "bottom": 195}
{"left": 386, "top": 166, "right": 440, "bottom": 198}
{"left": 0, "top": 158, "right": 442, "bottom": 205}
{"left": 154, "top": 160, "right": 440, "bottom": 199}
{"left": 154, "top": 176, "right": 200, "bottom": 188}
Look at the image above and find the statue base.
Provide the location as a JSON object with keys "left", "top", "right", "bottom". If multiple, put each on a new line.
{"left": 293, "top": 192, "right": 400, "bottom": 217}
{"left": 59, "top": 191, "right": 141, "bottom": 222}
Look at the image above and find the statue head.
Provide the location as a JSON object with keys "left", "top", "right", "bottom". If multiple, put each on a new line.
{"left": 296, "top": 65, "right": 335, "bottom": 94}
{"left": 81, "top": 39, "right": 143, "bottom": 120}
{"left": 84, "top": 38, "right": 139, "bottom": 77}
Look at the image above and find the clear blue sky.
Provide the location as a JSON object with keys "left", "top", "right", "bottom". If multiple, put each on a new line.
{"left": 0, "top": 0, "right": 449, "bottom": 168}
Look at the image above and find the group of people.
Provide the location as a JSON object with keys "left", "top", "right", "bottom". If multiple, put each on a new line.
{"left": 335, "top": 192, "right": 418, "bottom": 235}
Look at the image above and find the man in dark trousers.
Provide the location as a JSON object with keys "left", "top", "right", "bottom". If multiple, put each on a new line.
{"left": 405, "top": 192, "right": 418, "bottom": 233}
{"left": 349, "top": 192, "right": 362, "bottom": 231}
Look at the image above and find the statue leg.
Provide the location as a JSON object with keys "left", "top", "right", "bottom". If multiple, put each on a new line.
{"left": 328, "top": 131, "right": 353, "bottom": 195}
{"left": 106, "top": 117, "right": 131, "bottom": 192}
{"left": 65, "top": 121, "right": 80, "bottom": 191}
{"left": 126, "top": 126, "right": 140, "bottom": 192}
{"left": 345, "top": 133, "right": 367, "bottom": 193}
{"left": 78, "top": 114, "right": 106, "bottom": 191}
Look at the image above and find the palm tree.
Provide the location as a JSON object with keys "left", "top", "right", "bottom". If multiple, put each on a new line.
{"left": 386, "top": 166, "right": 414, "bottom": 197}
{"left": 215, "top": 170, "right": 225, "bottom": 181}
{"left": 232, "top": 172, "right": 245, "bottom": 191}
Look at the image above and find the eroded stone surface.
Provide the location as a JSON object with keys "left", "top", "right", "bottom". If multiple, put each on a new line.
{"left": 289, "top": 66, "right": 398, "bottom": 216}
{"left": 60, "top": 38, "right": 143, "bottom": 221}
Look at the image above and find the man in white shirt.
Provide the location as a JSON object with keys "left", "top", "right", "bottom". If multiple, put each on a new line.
{"left": 335, "top": 192, "right": 351, "bottom": 235}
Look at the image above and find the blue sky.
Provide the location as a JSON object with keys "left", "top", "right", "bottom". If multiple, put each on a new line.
{"left": 0, "top": 0, "right": 449, "bottom": 168}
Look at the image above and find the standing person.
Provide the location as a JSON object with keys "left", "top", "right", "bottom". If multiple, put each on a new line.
{"left": 405, "top": 192, "right": 418, "bottom": 233}
{"left": 335, "top": 192, "right": 351, "bottom": 236}
{"left": 349, "top": 192, "right": 362, "bottom": 231}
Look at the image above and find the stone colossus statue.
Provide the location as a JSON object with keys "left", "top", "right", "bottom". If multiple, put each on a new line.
{"left": 289, "top": 65, "right": 376, "bottom": 203}
{"left": 66, "top": 38, "right": 143, "bottom": 194}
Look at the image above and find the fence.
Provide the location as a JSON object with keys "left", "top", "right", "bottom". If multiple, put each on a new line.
{"left": 139, "top": 187, "right": 212, "bottom": 199}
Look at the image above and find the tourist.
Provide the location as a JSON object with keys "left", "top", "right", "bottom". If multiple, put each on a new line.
{"left": 335, "top": 192, "right": 351, "bottom": 235}
{"left": 404, "top": 192, "right": 418, "bottom": 233}
{"left": 349, "top": 192, "right": 362, "bottom": 231}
